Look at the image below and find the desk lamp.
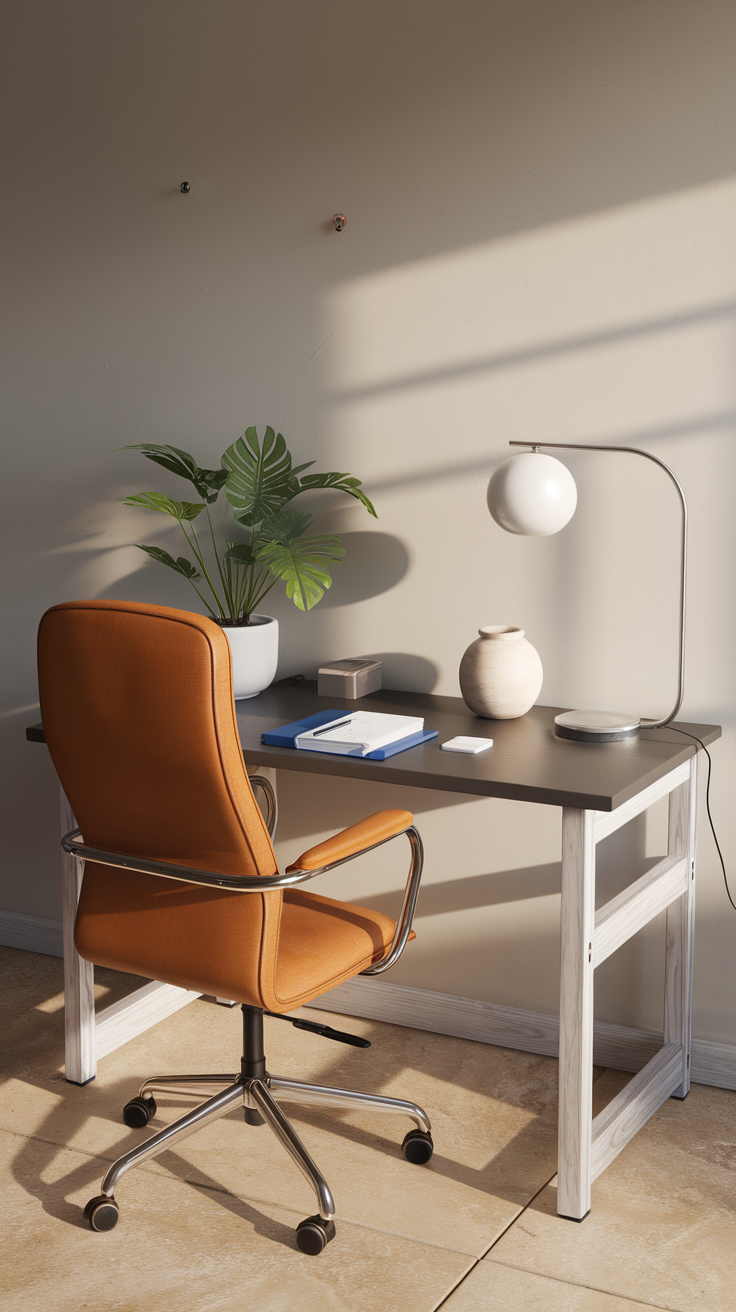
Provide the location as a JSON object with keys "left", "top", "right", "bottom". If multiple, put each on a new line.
{"left": 487, "top": 442, "right": 688, "bottom": 743}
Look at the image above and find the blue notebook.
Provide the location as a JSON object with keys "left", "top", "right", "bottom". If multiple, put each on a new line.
{"left": 261, "top": 710, "right": 438, "bottom": 759}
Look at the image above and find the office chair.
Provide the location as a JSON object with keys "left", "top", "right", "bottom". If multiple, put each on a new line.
{"left": 37, "top": 600, "right": 432, "bottom": 1255}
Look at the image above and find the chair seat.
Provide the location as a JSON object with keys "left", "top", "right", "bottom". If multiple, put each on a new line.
{"left": 74, "top": 864, "right": 411, "bottom": 1011}
{"left": 274, "top": 889, "right": 404, "bottom": 1010}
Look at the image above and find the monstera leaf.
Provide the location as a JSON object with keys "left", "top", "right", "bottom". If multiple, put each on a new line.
{"left": 121, "top": 429, "right": 375, "bottom": 622}
{"left": 224, "top": 541, "right": 259, "bottom": 567}
{"left": 256, "top": 534, "right": 345, "bottom": 611}
{"left": 259, "top": 508, "right": 314, "bottom": 543}
{"left": 121, "top": 445, "right": 227, "bottom": 503}
{"left": 297, "top": 471, "right": 377, "bottom": 517}
{"left": 223, "top": 427, "right": 314, "bottom": 526}
{"left": 135, "top": 545, "right": 200, "bottom": 579}
{"left": 122, "top": 491, "right": 205, "bottom": 522}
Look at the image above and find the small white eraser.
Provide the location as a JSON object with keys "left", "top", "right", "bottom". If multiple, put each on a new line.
{"left": 441, "top": 736, "right": 493, "bottom": 754}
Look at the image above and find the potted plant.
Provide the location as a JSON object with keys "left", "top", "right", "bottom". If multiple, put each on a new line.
{"left": 121, "top": 427, "right": 376, "bottom": 698}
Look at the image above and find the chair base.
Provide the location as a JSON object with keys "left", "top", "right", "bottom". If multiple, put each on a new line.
{"left": 85, "top": 1005, "right": 432, "bottom": 1253}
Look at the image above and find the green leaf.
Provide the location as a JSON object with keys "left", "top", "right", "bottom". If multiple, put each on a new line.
{"left": 222, "top": 426, "right": 314, "bottom": 525}
{"left": 123, "top": 492, "right": 205, "bottom": 521}
{"left": 256, "top": 535, "right": 344, "bottom": 611}
{"left": 121, "top": 444, "right": 227, "bottom": 503}
{"left": 296, "top": 470, "right": 377, "bottom": 518}
{"left": 260, "top": 508, "right": 313, "bottom": 544}
{"left": 224, "top": 542, "right": 258, "bottom": 567}
{"left": 135, "top": 545, "right": 201, "bottom": 579}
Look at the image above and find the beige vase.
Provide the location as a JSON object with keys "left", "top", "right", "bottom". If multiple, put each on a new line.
{"left": 459, "top": 626, "right": 543, "bottom": 719}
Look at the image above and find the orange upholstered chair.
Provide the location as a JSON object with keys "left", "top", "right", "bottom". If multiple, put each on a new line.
{"left": 37, "top": 600, "right": 431, "bottom": 1254}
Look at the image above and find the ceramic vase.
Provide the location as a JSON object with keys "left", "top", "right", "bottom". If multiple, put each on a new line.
{"left": 459, "top": 626, "right": 543, "bottom": 719}
{"left": 220, "top": 615, "right": 279, "bottom": 700}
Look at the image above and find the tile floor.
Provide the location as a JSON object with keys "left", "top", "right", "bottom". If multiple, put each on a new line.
{"left": 1, "top": 945, "right": 735, "bottom": 1311}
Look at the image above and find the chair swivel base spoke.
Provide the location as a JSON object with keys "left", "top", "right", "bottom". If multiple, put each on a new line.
{"left": 250, "top": 1078, "right": 335, "bottom": 1223}
{"left": 84, "top": 1006, "right": 433, "bottom": 1253}
{"left": 103, "top": 1081, "right": 245, "bottom": 1197}
{"left": 138, "top": 1074, "right": 239, "bottom": 1099}
{"left": 267, "top": 1074, "right": 432, "bottom": 1135}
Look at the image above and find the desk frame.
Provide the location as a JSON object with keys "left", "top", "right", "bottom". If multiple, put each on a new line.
{"left": 57, "top": 752, "right": 697, "bottom": 1222}
{"left": 558, "top": 756, "right": 696, "bottom": 1219}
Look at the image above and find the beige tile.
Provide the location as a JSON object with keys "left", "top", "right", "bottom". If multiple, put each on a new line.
{"left": 0, "top": 947, "right": 564, "bottom": 1258}
{"left": 0, "top": 946, "right": 148, "bottom": 1085}
{"left": 489, "top": 1070, "right": 736, "bottom": 1312}
{"left": 443, "top": 1261, "right": 667, "bottom": 1310}
{"left": 161, "top": 1001, "right": 562, "bottom": 1256}
{"left": 0, "top": 1127, "right": 473, "bottom": 1312}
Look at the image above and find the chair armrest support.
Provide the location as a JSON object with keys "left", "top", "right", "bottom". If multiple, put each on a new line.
{"left": 249, "top": 773, "right": 277, "bottom": 838}
{"left": 61, "top": 829, "right": 322, "bottom": 892}
{"left": 284, "top": 816, "right": 424, "bottom": 976}
{"left": 62, "top": 808, "right": 425, "bottom": 973}
{"left": 359, "top": 825, "right": 424, "bottom": 975}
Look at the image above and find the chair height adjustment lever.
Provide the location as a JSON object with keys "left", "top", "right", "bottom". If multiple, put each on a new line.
{"left": 264, "top": 1012, "right": 370, "bottom": 1048}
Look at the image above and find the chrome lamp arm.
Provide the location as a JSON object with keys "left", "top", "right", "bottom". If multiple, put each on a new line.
{"left": 509, "top": 440, "right": 687, "bottom": 729}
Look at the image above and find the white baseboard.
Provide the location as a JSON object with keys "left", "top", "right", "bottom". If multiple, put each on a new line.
{"left": 3, "top": 910, "right": 735, "bottom": 1093}
{"left": 0, "top": 909, "right": 63, "bottom": 957}
{"left": 311, "top": 977, "right": 736, "bottom": 1094}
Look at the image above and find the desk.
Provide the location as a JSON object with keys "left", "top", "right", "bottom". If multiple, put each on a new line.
{"left": 28, "top": 682, "right": 721, "bottom": 1222}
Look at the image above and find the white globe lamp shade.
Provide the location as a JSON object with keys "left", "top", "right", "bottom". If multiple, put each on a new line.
{"left": 487, "top": 452, "right": 578, "bottom": 536}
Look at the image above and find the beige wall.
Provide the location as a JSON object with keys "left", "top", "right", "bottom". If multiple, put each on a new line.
{"left": 3, "top": 1, "right": 736, "bottom": 1041}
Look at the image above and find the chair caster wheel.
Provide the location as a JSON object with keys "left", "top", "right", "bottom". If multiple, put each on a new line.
{"left": 295, "top": 1214, "right": 336, "bottom": 1255}
{"left": 402, "top": 1129, "right": 434, "bottom": 1164}
{"left": 83, "top": 1195, "right": 120, "bottom": 1232}
{"left": 243, "top": 1107, "right": 265, "bottom": 1126}
{"left": 123, "top": 1095, "right": 156, "bottom": 1128}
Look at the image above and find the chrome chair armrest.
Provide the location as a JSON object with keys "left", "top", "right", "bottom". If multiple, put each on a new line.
{"left": 286, "top": 826, "right": 424, "bottom": 977}
{"left": 61, "top": 830, "right": 321, "bottom": 892}
{"left": 359, "top": 826, "right": 423, "bottom": 975}
{"left": 248, "top": 773, "right": 277, "bottom": 838}
{"left": 62, "top": 819, "right": 424, "bottom": 973}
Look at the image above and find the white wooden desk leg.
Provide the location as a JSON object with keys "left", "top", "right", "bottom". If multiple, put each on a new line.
{"left": 558, "top": 807, "right": 596, "bottom": 1220}
{"left": 60, "top": 787, "right": 96, "bottom": 1084}
{"left": 664, "top": 756, "right": 698, "bottom": 1099}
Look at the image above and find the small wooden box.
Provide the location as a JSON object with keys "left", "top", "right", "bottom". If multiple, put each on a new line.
{"left": 317, "top": 658, "right": 383, "bottom": 699}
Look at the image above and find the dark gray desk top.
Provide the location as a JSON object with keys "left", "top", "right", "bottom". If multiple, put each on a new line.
{"left": 27, "top": 680, "right": 720, "bottom": 812}
{"left": 234, "top": 680, "right": 720, "bottom": 812}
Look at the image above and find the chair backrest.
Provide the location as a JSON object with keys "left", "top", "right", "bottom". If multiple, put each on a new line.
{"left": 37, "top": 600, "right": 284, "bottom": 1005}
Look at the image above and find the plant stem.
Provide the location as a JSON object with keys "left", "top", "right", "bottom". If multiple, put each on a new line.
{"left": 179, "top": 521, "right": 225, "bottom": 619}
{"left": 242, "top": 567, "right": 276, "bottom": 621}
{"left": 205, "top": 506, "right": 236, "bottom": 619}
{"left": 188, "top": 580, "right": 219, "bottom": 617}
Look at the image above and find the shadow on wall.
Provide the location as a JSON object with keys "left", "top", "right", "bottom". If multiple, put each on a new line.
{"left": 342, "top": 862, "right": 562, "bottom": 918}
{"left": 319, "top": 531, "right": 410, "bottom": 607}
{"left": 362, "top": 653, "right": 438, "bottom": 693}
{"left": 85, "top": 528, "right": 410, "bottom": 615}
{"left": 331, "top": 301, "right": 736, "bottom": 406}
{"left": 338, "top": 813, "right": 661, "bottom": 920}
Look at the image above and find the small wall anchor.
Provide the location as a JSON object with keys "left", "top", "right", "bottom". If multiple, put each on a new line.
{"left": 332, "top": 213, "right": 346, "bottom": 232}
{"left": 180, "top": 182, "right": 191, "bottom": 193}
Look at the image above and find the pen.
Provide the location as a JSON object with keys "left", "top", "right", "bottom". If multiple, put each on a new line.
{"left": 312, "top": 717, "right": 352, "bottom": 738}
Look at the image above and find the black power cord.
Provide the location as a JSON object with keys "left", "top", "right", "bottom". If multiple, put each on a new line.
{"left": 654, "top": 725, "right": 735, "bottom": 913}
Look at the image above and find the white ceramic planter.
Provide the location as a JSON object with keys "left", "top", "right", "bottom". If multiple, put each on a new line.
{"left": 459, "top": 625, "right": 543, "bottom": 719}
{"left": 221, "top": 615, "right": 279, "bottom": 700}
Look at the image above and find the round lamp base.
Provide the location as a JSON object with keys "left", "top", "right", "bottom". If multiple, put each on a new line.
{"left": 554, "top": 710, "right": 641, "bottom": 743}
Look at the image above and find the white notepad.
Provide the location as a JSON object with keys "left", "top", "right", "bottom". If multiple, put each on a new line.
{"left": 295, "top": 711, "right": 424, "bottom": 757}
{"left": 441, "top": 736, "right": 493, "bottom": 754}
